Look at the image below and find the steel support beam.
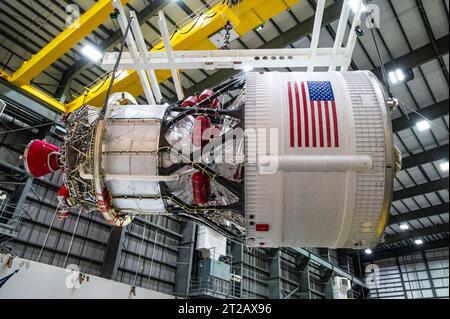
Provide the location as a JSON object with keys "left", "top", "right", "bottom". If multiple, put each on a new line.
{"left": 9, "top": 0, "right": 129, "bottom": 85}
{"left": 230, "top": 242, "right": 244, "bottom": 298}
{"left": 393, "top": 99, "right": 449, "bottom": 133}
{"left": 291, "top": 247, "right": 368, "bottom": 288}
{"left": 363, "top": 239, "right": 449, "bottom": 261}
{"left": 267, "top": 249, "right": 283, "bottom": 299}
{"left": 0, "top": 161, "right": 59, "bottom": 191}
{"left": 185, "top": 0, "right": 344, "bottom": 96}
{"left": 65, "top": 0, "right": 300, "bottom": 112}
{"left": 186, "top": 3, "right": 448, "bottom": 97}
{"left": 57, "top": 0, "right": 171, "bottom": 102}
{"left": 0, "top": 176, "right": 33, "bottom": 230}
{"left": 101, "top": 227, "right": 125, "bottom": 279}
{"left": 0, "top": 79, "right": 59, "bottom": 119}
{"left": 389, "top": 203, "right": 449, "bottom": 225}
{"left": 401, "top": 145, "right": 449, "bottom": 170}
{"left": 393, "top": 177, "right": 449, "bottom": 201}
{"left": 372, "top": 35, "right": 449, "bottom": 79}
{"left": 384, "top": 223, "right": 449, "bottom": 244}
{"left": 174, "top": 222, "right": 196, "bottom": 298}
{"left": 421, "top": 250, "right": 438, "bottom": 298}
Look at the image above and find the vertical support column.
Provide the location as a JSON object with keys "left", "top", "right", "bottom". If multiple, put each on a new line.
{"left": 158, "top": 11, "right": 184, "bottom": 100}
{"left": 295, "top": 253, "right": 311, "bottom": 299}
{"left": 1, "top": 176, "right": 32, "bottom": 234}
{"left": 395, "top": 256, "right": 408, "bottom": 299}
{"left": 330, "top": 0, "right": 351, "bottom": 70}
{"left": 230, "top": 242, "right": 243, "bottom": 298}
{"left": 174, "top": 222, "right": 196, "bottom": 298}
{"left": 421, "top": 250, "right": 437, "bottom": 298}
{"left": 342, "top": 0, "right": 363, "bottom": 70}
{"left": 113, "top": 0, "right": 156, "bottom": 104}
{"left": 267, "top": 248, "right": 283, "bottom": 299}
{"left": 308, "top": 0, "right": 326, "bottom": 72}
{"left": 101, "top": 227, "right": 125, "bottom": 279}
{"left": 298, "top": 265, "right": 311, "bottom": 299}
{"left": 129, "top": 11, "right": 163, "bottom": 104}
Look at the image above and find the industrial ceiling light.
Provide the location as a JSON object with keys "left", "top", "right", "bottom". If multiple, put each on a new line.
{"left": 399, "top": 223, "right": 409, "bottom": 230}
{"left": 364, "top": 248, "right": 372, "bottom": 254}
{"left": 440, "top": 161, "right": 449, "bottom": 172}
{"left": 388, "top": 71, "right": 398, "bottom": 84}
{"left": 388, "top": 68, "right": 409, "bottom": 84}
{"left": 414, "top": 239, "right": 423, "bottom": 245}
{"left": 395, "top": 68, "right": 405, "bottom": 81}
{"left": 81, "top": 44, "right": 103, "bottom": 62}
{"left": 416, "top": 120, "right": 431, "bottom": 131}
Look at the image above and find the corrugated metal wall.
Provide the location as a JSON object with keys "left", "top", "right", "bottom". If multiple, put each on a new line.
{"left": 368, "top": 248, "right": 449, "bottom": 299}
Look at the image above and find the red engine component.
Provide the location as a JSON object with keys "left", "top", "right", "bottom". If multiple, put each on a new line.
{"left": 57, "top": 184, "right": 70, "bottom": 198}
{"left": 57, "top": 185, "right": 71, "bottom": 220}
{"left": 181, "top": 95, "right": 198, "bottom": 107}
{"left": 209, "top": 98, "right": 221, "bottom": 109}
{"left": 192, "top": 171, "right": 211, "bottom": 205}
{"left": 198, "top": 89, "right": 214, "bottom": 103}
{"left": 198, "top": 89, "right": 221, "bottom": 109}
{"left": 192, "top": 115, "right": 212, "bottom": 147}
{"left": 24, "top": 140, "right": 62, "bottom": 177}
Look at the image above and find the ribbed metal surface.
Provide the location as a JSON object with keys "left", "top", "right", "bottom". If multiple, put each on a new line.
{"left": 343, "top": 71, "right": 387, "bottom": 248}
{"left": 244, "top": 72, "right": 273, "bottom": 245}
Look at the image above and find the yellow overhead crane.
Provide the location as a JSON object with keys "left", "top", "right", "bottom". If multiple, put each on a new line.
{"left": 0, "top": 0, "right": 300, "bottom": 113}
{"left": 0, "top": 0, "right": 129, "bottom": 112}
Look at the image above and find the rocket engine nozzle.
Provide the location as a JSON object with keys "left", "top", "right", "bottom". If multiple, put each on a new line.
{"left": 23, "top": 140, "right": 62, "bottom": 177}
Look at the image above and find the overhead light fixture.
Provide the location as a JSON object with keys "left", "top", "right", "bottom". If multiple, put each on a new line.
{"left": 243, "top": 66, "right": 253, "bottom": 72}
{"left": 364, "top": 248, "right": 372, "bottom": 255}
{"left": 388, "top": 71, "right": 398, "bottom": 84}
{"left": 416, "top": 120, "right": 431, "bottom": 131}
{"left": 388, "top": 68, "right": 409, "bottom": 84}
{"left": 399, "top": 223, "right": 409, "bottom": 230}
{"left": 255, "top": 24, "right": 264, "bottom": 32}
{"left": 440, "top": 161, "right": 449, "bottom": 172}
{"left": 349, "top": 0, "right": 366, "bottom": 13}
{"left": 414, "top": 239, "right": 423, "bottom": 245}
{"left": 395, "top": 68, "right": 405, "bottom": 81}
{"left": 81, "top": 44, "right": 103, "bottom": 62}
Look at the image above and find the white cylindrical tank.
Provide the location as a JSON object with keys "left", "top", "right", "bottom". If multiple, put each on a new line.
{"left": 244, "top": 71, "right": 395, "bottom": 249}
{"left": 33, "top": 71, "right": 396, "bottom": 250}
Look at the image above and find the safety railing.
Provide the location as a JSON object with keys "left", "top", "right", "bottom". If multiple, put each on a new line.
{"left": 189, "top": 275, "right": 240, "bottom": 299}
{"left": 0, "top": 200, "right": 25, "bottom": 239}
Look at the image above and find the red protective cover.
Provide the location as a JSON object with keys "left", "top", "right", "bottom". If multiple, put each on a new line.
{"left": 192, "top": 115, "right": 212, "bottom": 147}
{"left": 192, "top": 171, "right": 211, "bottom": 205}
{"left": 24, "top": 140, "right": 61, "bottom": 177}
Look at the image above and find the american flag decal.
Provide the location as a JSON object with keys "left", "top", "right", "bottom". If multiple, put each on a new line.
{"left": 287, "top": 80, "right": 339, "bottom": 148}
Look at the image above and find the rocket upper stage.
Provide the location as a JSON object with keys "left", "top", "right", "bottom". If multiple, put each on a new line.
{"left": 23, "top": 71, "right": 400, "bottom": 250}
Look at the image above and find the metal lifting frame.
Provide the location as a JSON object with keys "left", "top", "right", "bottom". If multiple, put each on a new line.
{"left": 0, "top": 0, "right": 363, "bottom": 112}
{"left": 112, "top": 0, "right": 157, "bottom": 104}
{"left": 104, "top": 0, "right": 364, "bottom": 98}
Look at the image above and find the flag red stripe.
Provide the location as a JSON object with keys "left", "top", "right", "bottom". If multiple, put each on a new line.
{"left": 317, "top": 101, "right": 324, "bottom": 147}
{"left": 294, "top": 81, "right": 302, "bottom": 147}
{"left": 324, "top": 101, "right": 332, "bottom": 147}
{"left": 287, "top": 82, "right": 294, "bottom": 147}
{"left": 300, "top": 82, "right": 309, "bottom": 147}
{"left": 331, "top": 100, "right": 339, "bottom": 147}
{"left": 310, "top": 100, "right": 317, "bottom": 147}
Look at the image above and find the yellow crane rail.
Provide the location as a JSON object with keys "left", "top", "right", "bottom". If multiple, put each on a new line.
{"left": 66, "top": 0, "right": 300, "bottom": 112}
{"left": 9, "top": 0, "right": 129, "bottom": 86}
{"left": 1, "top": 0, "right": 300, "bottom": 113}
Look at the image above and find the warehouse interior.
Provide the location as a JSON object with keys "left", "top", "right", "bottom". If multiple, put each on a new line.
{"left": 0, "top": 0, "right": 448, "bottom": 300}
